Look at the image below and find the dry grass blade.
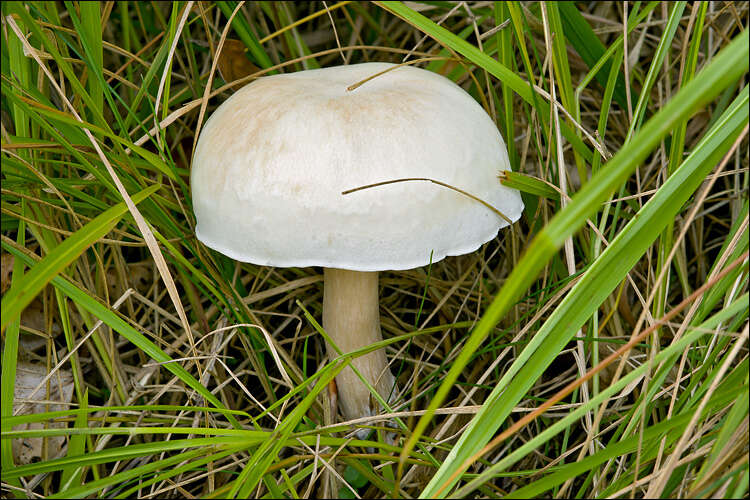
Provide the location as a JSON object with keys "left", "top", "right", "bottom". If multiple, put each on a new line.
{"left": 342, "top": 177, "right": 514, "bottom": 224}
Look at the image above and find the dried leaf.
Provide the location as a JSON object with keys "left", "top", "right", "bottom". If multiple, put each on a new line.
{"left": 19, "top": 297, "right": 62, "bottom": 337}
{"left": 12, "top": 362, "right": 74, "bottom": 465}
{"left": 1, "top": 252, "right": 13, "bottom": 294}
{"left": 217, "top": 39, "right": 259, "bottom": 84}
{"left": 105, "top": 263, "right": 152, "bottom": 297}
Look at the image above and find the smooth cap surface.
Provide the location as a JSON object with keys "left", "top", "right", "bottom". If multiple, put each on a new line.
{"left": 191, "top": 62, "right": 523, "bottom": 271}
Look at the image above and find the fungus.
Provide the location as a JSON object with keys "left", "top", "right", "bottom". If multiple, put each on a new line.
{"left": 191, "top": 62, "right": 523, "bottom": 434}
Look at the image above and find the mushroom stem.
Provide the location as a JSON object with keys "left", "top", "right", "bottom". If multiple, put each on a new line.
{"left": 323, "top": 268, "right": 396, "bottom": 423}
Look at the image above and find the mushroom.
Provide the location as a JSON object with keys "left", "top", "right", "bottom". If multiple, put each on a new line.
{"left": 191, "top": 62, "right": 523, "bottom": 434}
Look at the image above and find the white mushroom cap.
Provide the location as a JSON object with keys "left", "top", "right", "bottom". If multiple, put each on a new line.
{"left": 191, "top": 62, "right": 523, "bottom": 271}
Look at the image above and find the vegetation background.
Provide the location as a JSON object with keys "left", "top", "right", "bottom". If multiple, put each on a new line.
{"left": 1, "top": 1, "right": 748, "bottom": 498}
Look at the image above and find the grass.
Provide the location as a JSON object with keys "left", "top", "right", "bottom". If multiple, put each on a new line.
{"left": 1, "top": 1, "right": 748, "bottom": 498}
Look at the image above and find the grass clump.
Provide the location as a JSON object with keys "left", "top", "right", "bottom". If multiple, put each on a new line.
{"left": 1, "top": 1, "right": 748, "bottom": 498}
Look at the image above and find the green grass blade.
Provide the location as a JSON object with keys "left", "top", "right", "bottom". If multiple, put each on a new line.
{"left": 4, "top": 427, "right": 264, "bottom": 440}
{"left": 500, "top": 171, "right": 560, "bottom": 201}
{"left": 494, "top": 2, "right": 516, "bottom": 167}
{"left": 546, "top": 2, "right": 574, "bottom": 111}
{"left": 2, "top": 405, "right": 248, "bottom": 428}
{"left": 77, "top": 1, "right": 103, "bottom": 120}
{"left": 2, "top": 437, "right": 247, "bottom": 480}
{"left": 628, "top": 2, "right": 687, "bottom": 137}
{"left": 558, "top": 1, "right": 632, "bottom": 109}
{"left": 2, "top": 2, "right": 32, "bottom": 147}
{"left": 59, "top": 389, "right": 88, "bottom": 490}
{"left": 0, "top": 202, "right": 25, "bottom": 495}
{"left": 217, "top": 1, "right": 274, "bottom": 70}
